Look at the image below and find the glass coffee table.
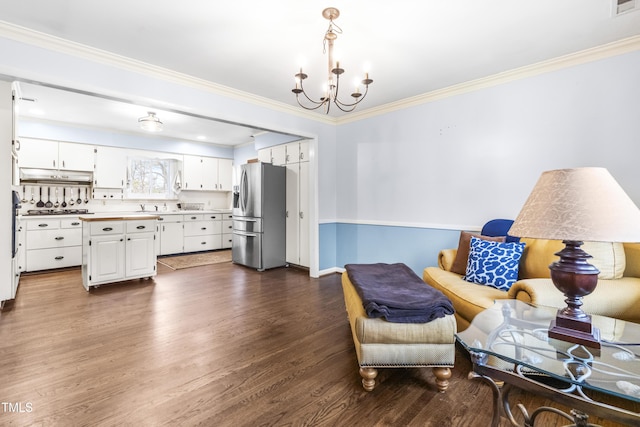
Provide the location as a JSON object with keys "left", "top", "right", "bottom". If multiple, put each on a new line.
{"left": 457, "top": 300, "right": 640, "bottom": 427}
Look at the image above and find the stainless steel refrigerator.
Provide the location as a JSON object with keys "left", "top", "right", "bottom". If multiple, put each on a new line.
{"left": 232, "top": 162, "right": 286, "bottom": 270}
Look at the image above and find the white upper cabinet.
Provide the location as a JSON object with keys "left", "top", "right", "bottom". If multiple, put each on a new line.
{"left": 183, "top": 155, "right": 232, "bottom": 191}
{"left": 94, "top": 145, "right": 127, "bottom": 188}
{"left": 19, "top": 138, "right": 94, "bottom": 171}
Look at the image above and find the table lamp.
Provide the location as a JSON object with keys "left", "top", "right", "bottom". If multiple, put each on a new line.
{"left": 509, "top": 167, "right": 640, "bottom": 348}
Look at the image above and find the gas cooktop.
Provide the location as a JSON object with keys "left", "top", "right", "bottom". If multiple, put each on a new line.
{"left": 25, "top": 209, "right": 92, "bottom": 216}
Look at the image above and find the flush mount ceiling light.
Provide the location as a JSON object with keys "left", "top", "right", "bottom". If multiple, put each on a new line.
{"left": 292, "top": 7, "right": 373, "bottom": 114}
{"left": 138, "top": 111, "right": 163, "bottom": 132}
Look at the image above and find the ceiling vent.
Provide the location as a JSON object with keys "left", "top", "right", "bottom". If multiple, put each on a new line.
{"left": 612, "top": 0, "right": 639, "bottom": 16}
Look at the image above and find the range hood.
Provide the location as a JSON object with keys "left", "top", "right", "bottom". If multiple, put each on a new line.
{"left": 20, "top": 168, "right": 93, "bottom": 185}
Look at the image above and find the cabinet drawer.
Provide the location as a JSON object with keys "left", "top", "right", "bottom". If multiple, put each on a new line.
{"left": 26, "top": 246, "right": 82, "bottom": 271}
{"left": 222, "top": 213, "right": 233, "bottom": 220}
{"left": 27, "top": 228, "right": 82, "bottom": 250}
{"left": 158, "top": 214, "right": 182, "bottom": 223}
{"left": 61, "top": 218, "right": 82, "bottom": 229}
{"left": 90, "top": 221, "right": 124, "bottom": 235}
{"left": 26, "top": 219, "right": 60, "bottom": 230}
{"left": 222, "top": 233, "right": 233, "bottom": 249}
{"left": 125, "top": 220, "right": 156, "bottom": 234}
{"left": 222, "top": 220, "right": 233, "bottom": 233}
{"left": 204, "top": 213, "right": 221, "bottom": 220}
{"left": 183, "top": 214, "right": 204, "bottom": 222}
{"left": 184, "top": 220, "right": 222, "bottom": 236}
{"left": 184, "top": 235, "right": 222, "bottom": 252}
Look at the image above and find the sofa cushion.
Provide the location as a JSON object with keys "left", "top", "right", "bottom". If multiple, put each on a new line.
{"left": 464, "top": 237, "right": 525, "bottom": 291}
{"left": 519, "top": 238, "right": 626, "bottom": 280}
{"left": 451, "top": 231, "right": 505, "bottom": 275}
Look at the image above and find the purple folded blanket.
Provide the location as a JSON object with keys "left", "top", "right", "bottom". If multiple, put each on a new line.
{"left": 345, "top": 263, "right": 454, "bottom": 323}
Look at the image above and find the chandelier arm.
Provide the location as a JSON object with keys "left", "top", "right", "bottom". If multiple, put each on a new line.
{"left": 298, "top": 79, "right": 328, "bottom": 106}
{"left": 333, "top": 85, "right": 370, "bottom": 109}
{"left": 295, "top": 95, "right": 329, "bottom": 111}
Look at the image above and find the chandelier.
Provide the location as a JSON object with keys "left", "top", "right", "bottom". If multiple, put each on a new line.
{"left": 138, "top": 111, "right": 163, "bottom": 132}
{"left": 292, "top": 7, "right": 373, "bottom": 114}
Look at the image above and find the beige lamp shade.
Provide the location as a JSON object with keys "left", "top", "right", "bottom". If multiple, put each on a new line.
{"left": 509, "top": 167, "right": 640, "bottom": 242}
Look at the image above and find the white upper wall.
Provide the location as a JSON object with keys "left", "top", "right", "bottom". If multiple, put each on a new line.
{"left": 335, "top": 50, "right": 640, "bottom": 229}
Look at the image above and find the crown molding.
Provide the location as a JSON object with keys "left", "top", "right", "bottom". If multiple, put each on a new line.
{"left": 2, "top": 21, "right": 638, "bottom": 127}
{"left": 337, "top": 35, "right": 640, "bottom": 125}
{"left": 0, "top": 21, "right": 337, "bottom": 126}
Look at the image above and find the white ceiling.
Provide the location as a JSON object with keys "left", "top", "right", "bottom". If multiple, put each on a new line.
{"left": 2, "top": 0, "right": 640, "bottom": 144}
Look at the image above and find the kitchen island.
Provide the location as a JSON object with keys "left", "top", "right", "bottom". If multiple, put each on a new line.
{"left": 79, "top": 214, "right": 159, "bottom": 290}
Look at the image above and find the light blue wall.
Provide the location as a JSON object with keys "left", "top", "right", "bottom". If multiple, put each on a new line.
{"left": 334, "top": 223, "right": 460, "bottom": 275}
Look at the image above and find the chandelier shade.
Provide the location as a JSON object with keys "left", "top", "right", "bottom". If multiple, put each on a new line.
{"left": 292, "top": 7, "right": 373, "bottom": 114}
{"left": 138, "top": 111, "right": 163, "bottom": 132}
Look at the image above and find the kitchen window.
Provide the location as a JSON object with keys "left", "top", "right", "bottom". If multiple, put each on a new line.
{"left": 126, "top": 157, "right": 180, "bottom": 200}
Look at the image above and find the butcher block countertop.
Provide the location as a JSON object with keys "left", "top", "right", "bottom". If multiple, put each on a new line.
{"left": 79, "top": 214, "right": 160, "bottom": 222}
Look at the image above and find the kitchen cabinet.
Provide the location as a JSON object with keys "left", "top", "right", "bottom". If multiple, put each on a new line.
{"left": 183, "top": 213, "right": 223, "bottom": 252}
{"left": 19, "top": 138, "right": 94, "bottom": 172}
{"left": 183, "top": 155, "right": 232, "bottom": 191}
{"left": 81, "top": 216, "right": 157, "bottom": 290}
{"left": 221, "top": 213, "right": 233, "bottom": 249}
{"left": 93, "top": 145, "right": 126, "bottom": 189}
{"left": 24, "top": 217, "right": 83, "bottom": 271}
{"left": 158, "top": 214, "right": 184, "bottom": 255}
{"left": 285, "top": 140, "right": 310, "bottom": 267}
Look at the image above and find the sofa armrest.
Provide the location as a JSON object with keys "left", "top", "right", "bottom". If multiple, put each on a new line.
{"left": 438, "top": 249, "right": 457, "bottom": 272}
{"left": 507, "top": 279, "right": 565, "bottom": 307}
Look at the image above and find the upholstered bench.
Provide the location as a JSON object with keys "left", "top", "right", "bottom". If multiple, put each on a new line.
{"left": 341, "top": 271, "right": 456, "bottom": 392}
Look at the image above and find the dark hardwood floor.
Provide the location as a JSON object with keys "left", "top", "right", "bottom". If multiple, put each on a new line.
{"left": 0, "top": 261, "right": 634, "bottom": 426}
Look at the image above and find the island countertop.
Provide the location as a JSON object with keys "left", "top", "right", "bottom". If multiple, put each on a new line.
{"left": 79, "top": 214, "right": 160, "bottom": 222}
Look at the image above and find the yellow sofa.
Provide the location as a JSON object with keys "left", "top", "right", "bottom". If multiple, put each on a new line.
{"left": 423, "top": 238, "right": 640, "bottom": 332}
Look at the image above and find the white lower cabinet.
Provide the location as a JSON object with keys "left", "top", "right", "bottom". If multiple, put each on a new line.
{"left": 82, "top": 218, "right": 157, "bottom": 290}
{"left": 222, "top": 213, "right": 233, "bottom": 249}
{"left": 25, "top": 217, "right": 83, "bottom": 271}
{"left": 158, "top": 215, "right": 184, "bottom": 255}
{"left": 183, "top": 213, "right": 223, "bottom": 252}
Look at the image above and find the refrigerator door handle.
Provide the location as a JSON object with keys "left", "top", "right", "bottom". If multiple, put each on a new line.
{"left": 240, "top": 168, "right": 248, "bottom": 212}
{"left": 234, "top": 218, "right": 257, "bottom": 222}
{"left": 234, "top": 230, "right": 258, "bottom": 238}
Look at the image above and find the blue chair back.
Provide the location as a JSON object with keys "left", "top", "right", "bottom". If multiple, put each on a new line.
{"left": 481, "top": 219, "right": 520, "bottom": 242}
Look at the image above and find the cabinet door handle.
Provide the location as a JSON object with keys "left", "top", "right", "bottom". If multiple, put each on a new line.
{"left": 201, "top": 227, "right": 207, "bottom": 230}
{"left": 201, "top": 242, "right": 206, "bottom": 245}
{"left": 127, "top": 238, "right": 131, "bottom": 241}
{"left": 136, "top": 225, "right": 146, "bottom": 230}
{"left": 300, "top": 152, "right": 304, "bottom": 160}
{"left": 55, "top": 236, "right": 64, "bottom": 240}
{"left": 162, "top": 225, "right": 165, "bottom": 232}
{"left": 62, "top": 160, "right": 66, "bottom": 168}
{"left": 54, "top": 256, "right": 64, "bottom": 260}
{"left": 191, "top": 216, "right": 197, "bottom": 220}
{"left": 158, "top": 218, "right": 164, "bottom": 221}
{"left": 71, "top": 222, "right": 80, "bottom": 226}
{"left": 39, "top": 223, "right": 49, "bottom": 227}
{"left": 103, "top": 227, "right": 113, "bottom": 231}
{"left": 299, "top": 212, "right": 304, "bottom": 219}
{"left": 210, "top": 216, "right": 216, "bottom": 219}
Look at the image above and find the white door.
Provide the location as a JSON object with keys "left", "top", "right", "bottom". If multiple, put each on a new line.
{"left": 218, "top": 158, "right": 233, "bottom": 191}
{"left": 90, "top": 235, "right": 125, "bottom": 284}
{"left": 298, "top": 161, "right": 310, "bottom": 268}
{"left": 58, "top": 142, "right": 94, "bottom": 171}
{"left": 285, "top": 163, "right": 300, "bottom": 264}
{"left": 126, "top": 232, "right": 156, "bottom": 277}
{"left": 160, "top": 222, "right": 184, "bottom": 255}
{"left": 18, "top": 138, "right": 58, "bottom": 169}
{"left": 183, "top": 155, "right": 203, "bottom": 190}
{"left": 94, "top": 146, "right": 126, "bottom": 188}
{"left": 201, "top": 157, "right": 218, "bottom": 191}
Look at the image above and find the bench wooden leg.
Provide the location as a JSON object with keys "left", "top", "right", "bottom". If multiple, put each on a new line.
{"left": 359, "top": 367, "right": 378, "bottom": 392}
{"left": 433, "top": 367, "right": 452, "bottom": 393}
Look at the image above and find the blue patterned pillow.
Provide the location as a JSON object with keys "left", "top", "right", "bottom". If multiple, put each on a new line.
{"left": 464, "top": 236, "right": 525, "bottom": 291}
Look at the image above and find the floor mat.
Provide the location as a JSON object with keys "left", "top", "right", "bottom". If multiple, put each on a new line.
{"left": 158, "top": 250, "right": 232, "bottom": 270}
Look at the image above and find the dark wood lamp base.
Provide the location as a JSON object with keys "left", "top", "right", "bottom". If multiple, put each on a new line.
{"left": 548, "top": 240, "right": 602, "bottom": 349}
